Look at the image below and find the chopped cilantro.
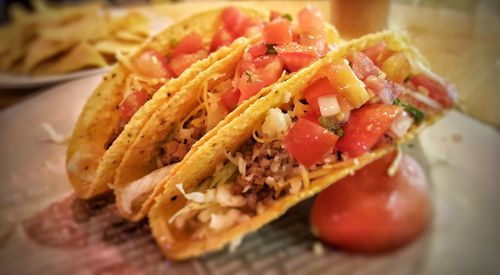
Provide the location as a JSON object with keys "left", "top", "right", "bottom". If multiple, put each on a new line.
{"left": 393, "top": 98, "right": 425, "bottom": 124}
{"left": 266, "top": 44, "right": 277, "bottom": 55}
{"left": 319, "top": 116, "right": 344, "bottom": 136}
{"left": 282, "top": 14, "right": 293, "bottom": 21}
{"left": 334, "top": 128, "right": 344, "bottom": 137}
{"left": 404, "top": 73, "right": 414, "bottom": 83}
{"left": 245, "top": 71, "right": 253, "bottom": 83}
{"left": 169, "top": 38, "right": 178, "bottom": 48}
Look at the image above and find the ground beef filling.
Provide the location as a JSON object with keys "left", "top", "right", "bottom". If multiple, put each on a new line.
{"left": 230, "top": 140, "right": 300, "bottom": 214}
{"left": 159, "top": 122, "right": 206, "bottom": 167}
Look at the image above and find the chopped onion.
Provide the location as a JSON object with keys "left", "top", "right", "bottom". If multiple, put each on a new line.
{"left": 405, "top": 89, "right": 443, "bottom": 110}
{"left": 318, "top": 95, "right": 341, "bottom": 117}
{"left": 379, "top": 85, "right": 394, "bottom": 105}
{"left": 389, "top": 111, "right": 414, "bottom": 138}
{"left": 261, "top": 108, "right": 292, "bottom": 139}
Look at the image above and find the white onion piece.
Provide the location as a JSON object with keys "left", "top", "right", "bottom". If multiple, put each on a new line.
{"left": 261, "top": 108, "right": 291, "bottom": 138}
{"left": 406, "top": 89, "right": 443, "bottom": 110}
{"left": 379, "top": 86, "right": 394, "bottom": 105}
{"left": 389, "top": 112, "right": 414, "bottom": 138}
{"left": 120, "top": 164, "right": 176, "bottom": 214}
{"left": 318, "top": 95, "right": 341, "bottom": 117}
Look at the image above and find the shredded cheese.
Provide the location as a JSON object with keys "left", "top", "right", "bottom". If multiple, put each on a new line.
{"left": 387, "top": 146, "right": 403, "bottom": 177}
{"left": 41, "top": 122, "right": 68, "bottom": 144}
{"left": 176, "top": 183, "right": 208, "bottom": 203}
{"left": 229, "top": 236, "right": 244, "bottom": 253}
{"left": 298, "top": 165, "right": 310, "bottom": 189}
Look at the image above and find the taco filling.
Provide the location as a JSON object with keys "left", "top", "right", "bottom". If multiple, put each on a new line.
{"left": 110, "top": 7, "right": 264, "bottom": 147}
{"left": 168, "top": 41, "right": 456, "bottom": 239}
{"left": 119, "top": 6, "right": 337, "bottom": 214}
{"left": 157, "top": 7, "right": 332, "bottom": 169}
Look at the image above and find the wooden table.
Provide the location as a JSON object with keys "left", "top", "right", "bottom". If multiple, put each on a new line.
{"left": 1, "top": 0, "right": 499, "bottom": 127}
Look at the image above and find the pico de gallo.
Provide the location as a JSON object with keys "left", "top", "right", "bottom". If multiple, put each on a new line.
{"left": 121, "top": 6, "right": 336, "bottom": 214}
{"left": 157, "top": 6, "right": 333, "bottom": 169}
{"left": 112, "top": 7, "right": 264, "bottom": 146}
{"left": 169, "top": 39, "right": 455, "bottom": 239}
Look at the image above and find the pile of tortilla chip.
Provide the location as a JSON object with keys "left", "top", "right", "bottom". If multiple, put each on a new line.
{"left": 0, "top": 1, "right": 151, "bottom": 76}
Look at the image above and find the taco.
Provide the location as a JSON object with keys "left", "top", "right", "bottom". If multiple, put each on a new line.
{"left": 147, "top": 30, "right": 456, "bottom": 260}
{"left": 113, "top": 7, "right": 341, "bottom": 221}
{"left": 66, "top": 6, "right": 269, "bottom": 199}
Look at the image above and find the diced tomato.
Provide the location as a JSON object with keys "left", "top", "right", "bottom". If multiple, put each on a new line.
{"left": 348, "top": 51, "right": 379, "bottom": 80}
{"left": 410, "top": 75, "right": 454, "bottom": 108}
{"left": 168, "top": 50, "right": 208, "bottom": 77}
{"left": 253, "top": 54, "right": 278, "bottom": 68}
{"left": 284, "top": 118, "right": 339, "bottom": 167}
{"left": 119, "top": 90, "right": 150, "bottom": 122}
{"left": 362, "top": 42, "right": 394, "bottom": 67}
{"left": 235, "top": 53, "right": 283, "bottom": 103}
{"left": 171, "top": 33, "right": 204, "bottom": 57}
{"left": 297, "top": 6, "right": 324, "bottom": 36}
{"left": 220, "top": 88, "right": 240, "bottom": 112}
{"left": 263, "top": 18, "right": 292, "bottom": 45}
{"left": 300, "top": 111, "right": 320, "bottom": 124}
{"left": 237, "top": 55, "right": 283, "bottom": 103}
{"left": 303, "top": 78, "right": 335, "bottom": 115}
{"left": 210, "top": 28, "right": 234, "bottom": 52}
{"left": 311, "top": 152, "right": 430, "bottom": 253}
{"left": 134, "top": 50, "right": 171, "bottom": 79}
{"left": 270, "top": 10, "right": 282, "bottom": 20}
{"left": 275, "top": 42, "right": 318, "bottom": 72}
{"left": 248, "top": 44, "right": 267, "bottom": 57}
{"left": 336, "top": 104, "right": 402, "bottom": 158}
{"left": 299, "top": 33, "right": 327, "bottom": 56}
{"left": 221, "top": 6, "right": 251, "bottom": 37}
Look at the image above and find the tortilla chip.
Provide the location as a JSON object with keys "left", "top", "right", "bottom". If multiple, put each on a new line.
{"left": 147, "top": 31, "right": 451, "bottom": 260}
{"left": 22, "top": 38, "right": 76, "bottom": 73}
{"left": 33, "top": 42, "right": 107, "bottom": 75}
{"left": 38, "top": 12, "right": 109, "bottom": 43}
{"left": 115, "top": 31, "right": 148, "bottom": 43}
{"left": 94, "top": 39, "right": 139, "bottom": 56}
{"left": 109, "top": 11, "right": 150, "bottom": 38}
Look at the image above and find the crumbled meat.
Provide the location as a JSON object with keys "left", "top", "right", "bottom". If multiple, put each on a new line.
{"left": 159, "top": 119, "right": 205, "bottom": 166}
{"left": 230, "top": 140, "right": 300, "bottom": 213}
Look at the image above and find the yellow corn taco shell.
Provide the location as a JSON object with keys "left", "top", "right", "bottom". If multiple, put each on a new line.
{"left": 66, "top": 6, "right": 269, "bottom": 199}
{"left": 112, "top": 22, "right": 341, "bottom": 222}
{"left": 148, "top": 31, "right": 453, "bottom": 260}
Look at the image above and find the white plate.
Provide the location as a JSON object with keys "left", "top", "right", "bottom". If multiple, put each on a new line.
{"left": 0, "top": 67, "right": 110, "bottom": 90}
{"left": 0, "top": 76, "right": 499, "bottom": 274}
{"left": 0, "top": 10, "right": 173, "bottom": 90}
